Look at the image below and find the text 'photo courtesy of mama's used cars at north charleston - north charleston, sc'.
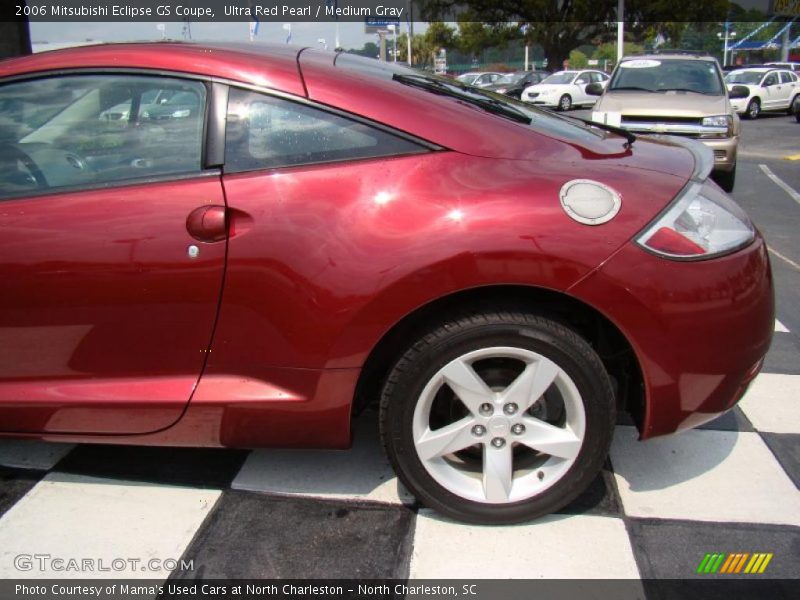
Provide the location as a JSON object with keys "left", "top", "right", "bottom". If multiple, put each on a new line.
{"left": 0, "top": 42, "right": 773, "bottom": 524}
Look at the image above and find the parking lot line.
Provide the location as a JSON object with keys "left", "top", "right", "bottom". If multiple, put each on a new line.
{"left": 775, "top": 320, "right": 790, "bottom": 333}
{"left": 759, "top": 164, "right": 800, "bottom": 205}
{"left": 769, "top": 247, "right": 800, "bottom": 271}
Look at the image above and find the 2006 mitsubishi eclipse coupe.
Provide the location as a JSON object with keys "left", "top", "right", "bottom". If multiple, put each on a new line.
{"left": 0, "top": 43, "right": 774, "bottom": 524}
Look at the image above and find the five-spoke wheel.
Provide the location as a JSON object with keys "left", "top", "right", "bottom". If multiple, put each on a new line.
{"left": 380, "top": 311, "right": 615, "bottom": 524}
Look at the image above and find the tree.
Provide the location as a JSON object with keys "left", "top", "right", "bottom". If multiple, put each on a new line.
{"left": 346, "top": 41, "right": 379, "bottom": 59}
{"left": 417, "top": 0, "right": 729, "bottom": 70}
{"left": 569, "top": 49, "right": 588, "bottom": 68}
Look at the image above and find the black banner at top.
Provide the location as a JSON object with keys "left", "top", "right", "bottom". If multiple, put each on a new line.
{"left": 2, "top": 0, "right": 792, "bottom": 23}
{"left": 4, "top": 0, "right": 409, "bottom": 22}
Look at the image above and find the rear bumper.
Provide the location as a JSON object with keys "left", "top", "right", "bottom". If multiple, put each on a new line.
{"left": 570, "top": 235, "right": 774, "bottom": 439}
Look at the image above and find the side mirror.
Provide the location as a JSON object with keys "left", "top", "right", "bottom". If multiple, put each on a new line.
{"left": 585, "top": 82, "right": 604, "bottom": 96}
{"left": 729, "top": 85, "right": 750, "bottom": 99}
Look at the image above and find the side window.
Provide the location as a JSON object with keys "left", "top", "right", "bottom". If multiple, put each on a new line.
{"left": 763, "top": 73, "right": 778, "bottom": 86}
{"left": 780, "top": 72, "right": 793, "bottom": 84}
{"left": 0, "top": 74, "right": 206, "bottom": 198}
{"left": 224, "top": 88, "right": 426, "bottom": 172}
{"left": 575, "top": 73, "right": 588, "bottom": 84}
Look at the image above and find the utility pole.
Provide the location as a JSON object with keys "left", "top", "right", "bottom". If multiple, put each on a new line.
{"left": 617, "top": 0, "right": 624, "bottom": 63}
{"left": 407, "top": 0, "right": 414, "bottom": 67}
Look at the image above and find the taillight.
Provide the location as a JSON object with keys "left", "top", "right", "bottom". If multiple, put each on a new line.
{"left": 637, "top": 180, "right": 755, "bottom": 260}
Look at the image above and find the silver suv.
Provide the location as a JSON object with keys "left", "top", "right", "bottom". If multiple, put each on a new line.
{"left": 588, "top": 54, "right": 745, "bottom": 191}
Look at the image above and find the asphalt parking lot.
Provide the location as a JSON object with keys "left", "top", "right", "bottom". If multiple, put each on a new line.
{"left": 0, "top": 112, "right": 798, "bottom": 589}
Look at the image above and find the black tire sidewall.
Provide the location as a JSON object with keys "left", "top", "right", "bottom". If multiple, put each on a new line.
{"left": 748, "top": 99, "right": 760, "bottom": 119}
{"left": 381, "top": 317, "right": 615, "bottom": 524}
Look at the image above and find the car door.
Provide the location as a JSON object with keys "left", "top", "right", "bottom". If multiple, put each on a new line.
{"left": 760, "top": 72, "right": 780, "bottom": 109}
{"left": 0, "top": 73, "right": 227, "bottom": 434}
{"left": 573, "top": 72, "right": 590, "bottom": 104}
{"left": 779, "top": 71, "right": 797, "bottom": 108}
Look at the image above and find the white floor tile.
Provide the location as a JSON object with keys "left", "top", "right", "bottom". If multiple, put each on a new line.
{"left": 774, "top": 319, "right": 789, "bottom": 333}
{"left": 738, "top": 373, "right": 800, "bottom": 434}
{"left": 410, "top": 511, "right": 641, "bottom": 581}
{"left": 0, "top": 441, "right": 74, "bottom": 470}
{"left": 232, "top": 412, "right": 413, "bottom": 505}
{"left": 0, "top": 473, "right": 219, "bottom": 579}
{"left": 611, "top": 426, "right": 800, "bottom": 526}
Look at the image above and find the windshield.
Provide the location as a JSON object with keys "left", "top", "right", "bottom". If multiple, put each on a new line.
{"left": 541, "top": 72, "right": 576, "bottom": 85}
{"left": 609, "top": 59, "right": 724, "bottom": 95}
{"left": 725, "top": 71, "right": 765, "bottom": 85}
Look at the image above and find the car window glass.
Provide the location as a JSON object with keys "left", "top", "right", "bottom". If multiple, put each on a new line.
{"left": 725, "top": 70, "right": 764, "bottom": 85}
{"left": 779, "top": 72, "right": 793, "bottom": 84}
{"left": 0, "top": 74, "right": 205, "bottom": 198}
{"left": 610, "top": 59, "right": 724, "bottom": 94}
{"left": 763, "top": 74, "right": 777, "bottom": 86}
{"left": 224, "top": 88, "right": 425, "bottom": 172}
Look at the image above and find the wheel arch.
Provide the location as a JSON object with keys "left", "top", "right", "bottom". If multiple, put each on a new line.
{"left": 353, "top": 284, "right": 645, "bottom": 431}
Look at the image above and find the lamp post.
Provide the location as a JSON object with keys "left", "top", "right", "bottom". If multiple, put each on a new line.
{"left": 718, "top": 23, "right": 737, "bottom": 67}
{"left": 388, "top": 24, "right": 397, "bottom": 62}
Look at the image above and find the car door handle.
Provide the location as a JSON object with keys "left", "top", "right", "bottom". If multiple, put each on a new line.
{"left": 186, "top": 205, "right": 227, "bottom": 243}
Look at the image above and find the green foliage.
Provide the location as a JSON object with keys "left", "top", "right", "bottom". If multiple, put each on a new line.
{"left": 593, "top": 42, "right": 644, "bottom": 62}
{"left": 569, "top": 49, "right": 588, "bottom": 68}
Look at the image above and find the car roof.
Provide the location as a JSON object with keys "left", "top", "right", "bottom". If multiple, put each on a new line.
{"left": 727, "top": 67, "right": 783, "bottom": 73}
{"left": 622, "top": 53, "right": 717, "bottom": 62}
{"left": 0, "top": 42, "right": 308, "bottom": 96}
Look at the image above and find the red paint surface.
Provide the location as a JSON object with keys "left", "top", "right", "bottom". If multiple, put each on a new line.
{"left": 0, "top": 43, "right": 773, "bottom": 447}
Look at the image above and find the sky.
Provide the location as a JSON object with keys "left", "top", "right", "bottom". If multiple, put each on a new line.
{"left": 30, "top": 20, "right": 428, "bottom": 51}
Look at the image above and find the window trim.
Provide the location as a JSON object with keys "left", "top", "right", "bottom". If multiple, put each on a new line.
{"left": 0, "top": 69, "right": 217, "bottom": 200}
{"left": 1, "top": 67, "right": 444, "bottom": 183}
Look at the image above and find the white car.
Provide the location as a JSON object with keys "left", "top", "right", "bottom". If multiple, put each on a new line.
{"left": 520, "top": 70, "right": 610, "bottom": 110}
{"left": 725, "top": 67, "right": 800, "bottom": 119}
{"left": 455, "top": 72, "right": 504, "bottom": 88}
{"left": 764, "top": 61, "right": 800, "bottom": 73}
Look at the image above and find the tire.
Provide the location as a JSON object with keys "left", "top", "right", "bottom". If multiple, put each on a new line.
{"left": 380, "top": 311, "right": 615, "bottom": 524}
{"left": 713, "top": 163, "right": 736, "bottom": 193}
{"left": 745, "top": 98, "right": 760, "bottom": 120}
{"left": 787, "top": 96, "right": 798, "bottom": 115}
{"left": 558, "top": 94, "right": 572, "bottom": 111}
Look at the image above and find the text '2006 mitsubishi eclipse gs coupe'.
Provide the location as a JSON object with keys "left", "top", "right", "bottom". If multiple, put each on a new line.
{"left": 0, "top": 44, "right": 773, "bottom": 524}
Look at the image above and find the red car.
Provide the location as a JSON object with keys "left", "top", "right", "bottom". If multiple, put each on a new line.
{"left": 0, "top": 43, "right": 773, "bottom": 524}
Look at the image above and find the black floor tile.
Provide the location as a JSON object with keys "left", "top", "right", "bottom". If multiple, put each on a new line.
{"left": 628, "top": 518, "right": 800, "bottom": 588}
{"left": 171, "top": 491, "right": 416, "bottom": 579}
{"left": 558, "top": 463, "right": 621, "bottom": 516}
{"left": 761, "top": 433, "right": 800, "bottom": 489}
{"left": 0, "top": 466, "right": 42, "bottom": 518}
{"left": 55, "top": 445, "right": 249, "bottom": 488}
{"left": 697, "top": 407, "right": 754, "bottom": 432}
{"left": 762, "top": 334, "right": 800, "bottom": 375}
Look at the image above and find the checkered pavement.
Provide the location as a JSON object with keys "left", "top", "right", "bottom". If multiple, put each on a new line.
{"left": 0, "top": 319, "right": 797, "bottom": 586}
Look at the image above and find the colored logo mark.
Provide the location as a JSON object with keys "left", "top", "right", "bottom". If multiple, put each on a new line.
{"left": 697, "top": 552, "right": 773, "bottom": 574}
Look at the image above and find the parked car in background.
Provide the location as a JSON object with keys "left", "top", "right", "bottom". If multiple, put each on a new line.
{"left": 521, "top": 70, "right": 609, "bottom": 110}
{"left": 588, "top": 54, "right": 744, "bottom": 191}
{"left": 724, "top": 67, "right": 800, "bottom": 119}
{"left": 764, "top": 61, "right": 800, "bottom": 73}
{"left": 0, "top": 43, "right": 773, "bottom": 525}
{"left": 484, "top": 70, "right": 550, "bottom": 99}
{"left": 455, "top": 71, "right": 504, "bottom": 88}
